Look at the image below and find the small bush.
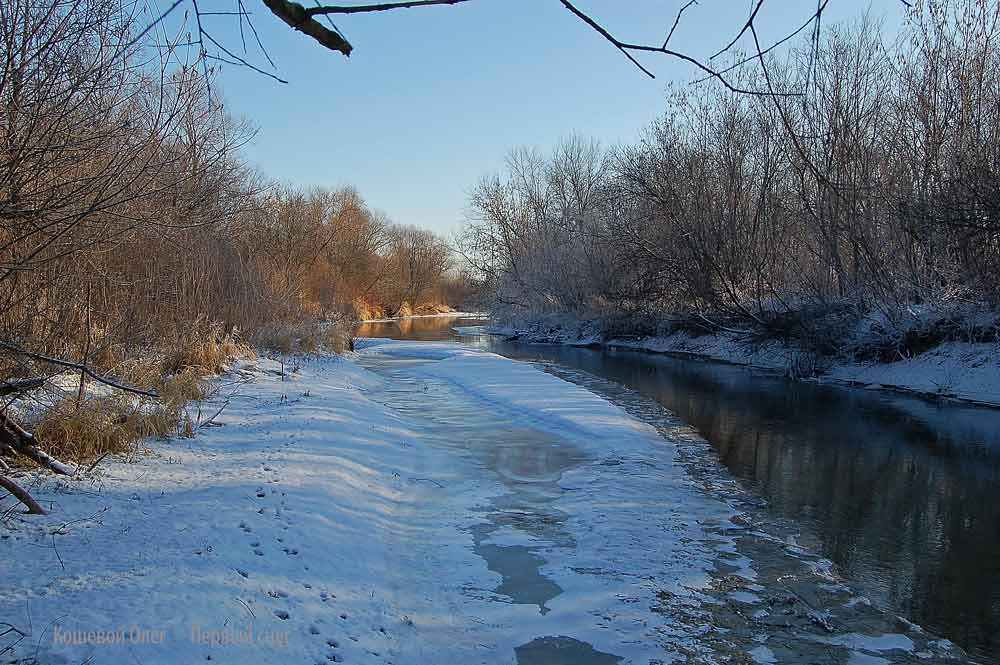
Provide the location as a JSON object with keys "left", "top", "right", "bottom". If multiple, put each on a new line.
{"left": 413, "top": 302, "right": 453, "bottom": 315}
{"left": 252, "top": 320, "right": 354, "bottom": 355}
{"left": 33, "top": 396, "right": 180, "bottom": 461}
{"left": 161, "top": 320, "right": 254, "bottom": 375}
{"left": 352, "top": 298, "right": 386, "bottom": 321}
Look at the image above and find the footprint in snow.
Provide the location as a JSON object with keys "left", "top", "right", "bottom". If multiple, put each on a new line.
{"left": 274, "top": 610, "right": 290, "bottom": 620}
{"left": 236, "top": 569, "right": 249, "bottom": 579}
{"left": 282, "top": 547, "right": 299, "bottom": 556}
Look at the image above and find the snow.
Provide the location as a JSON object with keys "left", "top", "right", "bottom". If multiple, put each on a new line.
{"left": 0, "top": 340, "right": 971, "bottom": 664}
{"left": 355, "top": 338, "right": 659, "bottom": 451}
{"left": 827, "top": 341, "right": 1000, "bottom": 405}
{"left": 451, "top": 325, "right": 489, "bottom": 336}
{"left": 2, "top": 356, "right": 437, "bottom": 664}
{"left": 490, "top": 324, "right": 1000, "bottom": 408}
{"left": 817, "top": 632, "right": 915, "bottom": 653}
{"left": 0, "top": 344, "right": 736, "bottom": 664}
{"left": 747, "top": 645, "right": 776, "bottom": 664}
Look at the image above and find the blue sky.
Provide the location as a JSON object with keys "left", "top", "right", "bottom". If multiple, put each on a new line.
{"left": 197, "top": 1, "right": 906, "bottom": 235}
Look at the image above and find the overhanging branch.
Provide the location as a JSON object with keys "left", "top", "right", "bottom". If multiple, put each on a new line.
{"left": 305, "top": 0, "right": 471, "bottom": 16}
{"left": 262, "top": 0, "right": 354, "bottom": 55}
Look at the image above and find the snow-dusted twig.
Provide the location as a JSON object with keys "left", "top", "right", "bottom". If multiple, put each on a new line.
{"left": 50, "top": 507, "right": 108, "bottom": 535}
{"left": 198, "top": 400, "right": 230, "bottom": 429}
{"left": 84, "top": 452, "right": 111, "bottom": 474}
{"left": 235, "top": 597, "right": 255, "bottom": 618}
{"left": 409, "top": 477, "right": 445, "bottom": 488}
{"left": 0, "top": 622, "right": 27, "bottom": 658}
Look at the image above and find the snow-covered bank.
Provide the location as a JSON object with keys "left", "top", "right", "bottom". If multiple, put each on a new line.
{"left": 487, "top": 320, "right": 1000, "bottom": 408}
{"left": 361, "top": 312, "right": 488, "bottom": 323}
{"left": 2, "top": 346, "right": 721, "bottom": 665}
{"left": 1, "top": 355, "right": 446, "bottom": 664}
{"left": 1, "top": 342, "right": 972, "bottom": 664}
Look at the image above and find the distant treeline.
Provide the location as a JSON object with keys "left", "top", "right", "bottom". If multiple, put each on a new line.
{"left": 460, "top": 0, "right": 1000, "bottom": 357}
{"left": 0, "top": 0, "right": 465, "bottom": 380}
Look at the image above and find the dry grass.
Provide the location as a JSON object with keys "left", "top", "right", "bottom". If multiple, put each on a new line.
{"left": 322, "top": 325, "right": 354, "bottom": 353}
{"left": 161, "top": 320, "right": 254, "bottom": 375}
{"left": 10, "top": 318, "right": 353, "bottom": 467}
{"left": 352, "top": 298, "right": 386, "bottom": 321}
{"left": 413, "top": 302, "right": 453, "bottom": 315}
{"left": 253, "top": 320, "right": 354, "bottom": 355}
{"left": 19, "top": 320, "right": 253, "bottom": 465}
{"left": 34, "top": 397, "right": 176, "bottom": 461}
{"left": 27, "top": 366, "right": 217, "bottom": 463}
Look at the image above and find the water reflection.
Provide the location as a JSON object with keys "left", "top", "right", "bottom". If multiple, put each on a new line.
{"left": 515, "top": 635, "right": 623, "bottom": 665}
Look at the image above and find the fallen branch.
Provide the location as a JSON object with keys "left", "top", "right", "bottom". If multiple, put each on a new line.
{"left": 0, "top": 475, "right": 47, "bottom": 514}
{"left": 0, "top": 378, "right": 45, "bottom": 397}
{"left": 0, "top": 341, "right": 158, "bottom": 398}
{"left": 0, "top": 412, "right": 75, "bottom": 475}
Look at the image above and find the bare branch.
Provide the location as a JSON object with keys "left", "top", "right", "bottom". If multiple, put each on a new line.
{"left": 0, "top": 476, "right": 47, "bottom": 515}
{"left": 711, "top": 0, "right": 765, "bottom": 59}
{"left": 663, "top": 0, "right": 698, "bottom": 48}
{"left": 261, "top": 0, "right": 355, "bottom": 54}
{"left": 558, "top": 0, "right": 655, "bottom": 78}
{"left": 558, "top": 0, "right": 796, "bottom": 96}
{"left": 0, "top": 343, "right": 159, "bottom": 399}
{"left": 0, "top": 379, "right": 45, "bottom": 397}
{"left": 305, "top": 0, "right": 471, "bottom": 16}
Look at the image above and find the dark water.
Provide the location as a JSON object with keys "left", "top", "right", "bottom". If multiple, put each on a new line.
{"left": 356, "top": 317, "right": 1000, "bottom": 662}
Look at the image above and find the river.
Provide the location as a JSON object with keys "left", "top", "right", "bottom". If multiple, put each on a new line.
{"left": 356, "top": 315, "right": 1000, "bottom": 663}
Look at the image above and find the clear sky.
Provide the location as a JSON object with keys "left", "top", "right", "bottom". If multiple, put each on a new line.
{"left": 200, "top": 0, "right": 907, "bottom": 235}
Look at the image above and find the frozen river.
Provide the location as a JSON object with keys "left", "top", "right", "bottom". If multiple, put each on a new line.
{"left": 357, "top": 316, "right": 1000, "bottom": 663}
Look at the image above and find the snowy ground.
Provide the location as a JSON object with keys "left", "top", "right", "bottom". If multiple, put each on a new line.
{"left": 0, "top": 341, "right": 973, "bottom": 664}
{"left": 484, "top": 323, "right": 1000, "bottom": 408}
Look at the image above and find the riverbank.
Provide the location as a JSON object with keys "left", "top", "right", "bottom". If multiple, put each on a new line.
{"left": 486, "top": 315, "right": 1000, "bottom": 408}
{"left": 361, "top": 311, "right": 488, "bottom": 323}
{"left": 0, "top": 341, "right": 972, "bottom": 664}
